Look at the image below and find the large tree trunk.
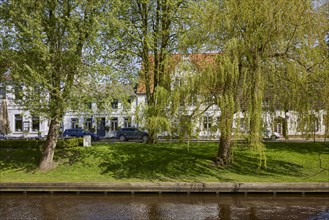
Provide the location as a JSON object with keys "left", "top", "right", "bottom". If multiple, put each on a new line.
{"left": 216, "top": 133, "right": 232, "bottom": 166}
{"left": 39, "top": 117, "right": 60, "bottom": 171}
{"left": 216, "top": 101, "right": 234, "bottom": 166}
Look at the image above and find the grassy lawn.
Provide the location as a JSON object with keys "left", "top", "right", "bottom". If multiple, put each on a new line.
{"left": 0, "top": 142, "right": 328, "bottom": 183}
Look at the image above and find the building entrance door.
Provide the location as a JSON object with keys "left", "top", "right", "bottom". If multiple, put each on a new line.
{"left": 97, "top": 118, "right": 106, "bottom": 137}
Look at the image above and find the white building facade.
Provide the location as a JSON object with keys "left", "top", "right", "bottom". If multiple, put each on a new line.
{"left": 0, "top": 83, "right": 49, "bottom": 138}
{"left": 1, "top": 54, "right": 327, "bottom": 140}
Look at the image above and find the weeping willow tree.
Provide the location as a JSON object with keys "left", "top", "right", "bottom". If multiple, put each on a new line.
{"left": 167, "top": 55, "right": 216, "bottom": 142}
{"left": 184, "top": 0, "right": 328, "bottom": 166}
{"left": 264, "top": 1, "right": 329, "bottom": 141}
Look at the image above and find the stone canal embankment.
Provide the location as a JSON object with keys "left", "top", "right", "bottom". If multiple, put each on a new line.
{"left": 1, "top": 182, "right": 328, "bottom": 195}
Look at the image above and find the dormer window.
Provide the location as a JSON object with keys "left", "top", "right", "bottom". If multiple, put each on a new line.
{"left": 14, "top": 86, "right": 23, "bottom": 100}
{"left": 111, "top": 99, "right": 118, "bottom": 109}
{"left": 203, "top": 116, "right": 212, "bottom": 130}
{"left": 0, "top": 86, "right": 6, "bottom": 99}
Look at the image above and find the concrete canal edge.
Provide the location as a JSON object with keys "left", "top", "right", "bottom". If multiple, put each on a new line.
{"left": 0, "top": 182, "right": 328, "bottom": 195}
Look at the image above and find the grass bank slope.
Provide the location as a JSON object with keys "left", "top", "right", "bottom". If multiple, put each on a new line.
{"left": 0, "top": 142, "right": 328, "bottom": 183}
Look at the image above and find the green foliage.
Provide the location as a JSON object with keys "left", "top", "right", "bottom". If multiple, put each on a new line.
{"left": 120, "top": 0, "right": 189, "bottom": 142}
{"left": 0, "top": 138, "right": 83, "bottom": 149}
{"left": 0, "top": 0, "right": 133, "bottom": 169}
{"left": 1, "top": 0, "right": 327, "bottom": 169}
{"left": 182, "top": 0, "right": 328, "bottom": 166}
{"left": 0, "top": 140, "right": 44, "bottom": 149}
{"left": 56, "top": 138, "right": 84, "bottom": 149}
{"left": 0, "top": 0, "right": 128, "bottom": 117}
{"left": 0, "top": 142, "right": 328, "bottom": 182}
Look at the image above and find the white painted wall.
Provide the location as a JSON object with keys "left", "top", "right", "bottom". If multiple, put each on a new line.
{"left": 1, "top": 83, "right": 327, "bottom": 139}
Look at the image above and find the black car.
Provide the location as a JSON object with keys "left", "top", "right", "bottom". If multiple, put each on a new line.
{"left": 63, "top": 129, "right": 100, "bottom": 141}
{"left": 116, "top": 127, "right": 148, "bottom": 142}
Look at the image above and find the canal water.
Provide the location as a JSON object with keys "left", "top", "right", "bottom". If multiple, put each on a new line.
{"left": 1, "top": 193, "right": 328, "bottom": 220}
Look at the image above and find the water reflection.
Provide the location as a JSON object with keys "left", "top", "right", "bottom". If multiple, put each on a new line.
{"left": 0, "top": 193, "right": 328, "bottom": 220}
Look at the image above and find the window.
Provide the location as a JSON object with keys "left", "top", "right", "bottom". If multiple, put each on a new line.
{"left": 23, "top": 121, "right": 30, "bottom": 132}
{"left": 297, "top": 114, "right": 319, "bottom": 132}
{"left": 15, "top": 115, "right": 23, "bottom": 131}
{"left": 124, "top": 117, "right": 131, "bottom": 128}
{"left": 0, "top": 86, "right": 6, "bottom": 99}
{"left": 71, "top": 118, "right": 79, "bottom": 129}
{"left": 85, "top": 118, "right": 92, "bottom": 131}
{"left": 32, "top": 116, "right": 40, "bottom": 131}
{"left": 310, "top": 115, "right": 319, "bottom": 132}
{"left": 189, "top": 96, "right": 195, "bottom": 106}
{"left": 111, "top": 100, "right": 118, "bottom": 109}
{"left": 276, "top": 123, "right": 283, "bottom": 134}
{"left": 233, "top": 118, "right": 247, "bottom": 132}
{"left": 14, "top": 86, "right": 23, "bottom": 100}
{"left": 203, "top": 116, "right": 212, "bottom": 130}
{"left": 110, "top": 117, "right": 118, "bottom": 131}
{"left": 274, "top": 117, "right": 284, "bottom": 134}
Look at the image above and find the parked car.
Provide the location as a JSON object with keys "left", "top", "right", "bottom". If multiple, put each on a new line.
{"left": 63, "top": 129, "right": 100, "bottom": 141}
{"left": 0, "top": 131, "right": 8, "bottom": 140}
{"left": 116, "top": 127, "right": 149, "bottom": 142}
{"left": 263, "top": 130, "right": 283, "bottom": 140}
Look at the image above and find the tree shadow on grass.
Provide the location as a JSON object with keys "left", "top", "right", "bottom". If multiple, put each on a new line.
{"left": 264, "top": 142, "right": 329, "bottom": 154}
{"left": 98, "top": 143, "right": 230, "bottom": 181}
{"left": 96, "top": 142, "right": 310, "bottom": 181}
{"left": 0, "top": 149, "right": 41, "bottom": 172}
{"left": 227, "top": 153, "right": 304, "bottom": 178}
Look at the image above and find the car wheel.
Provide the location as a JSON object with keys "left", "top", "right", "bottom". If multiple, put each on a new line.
{"left": 119, "top": 135, "right": 126, "bottom": 142}
{"left": 270, "top": 135, "right": 277, "bottom": 140}
{"left": 142, "top": 135, "right": 148, "bottom": 142}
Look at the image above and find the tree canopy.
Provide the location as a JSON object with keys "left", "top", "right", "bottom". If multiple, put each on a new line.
{"left": 0, "top": 0, "right": 128, "bottom": 170}
{"left": 0, "top": 0, "right": 327, "bottom": 170}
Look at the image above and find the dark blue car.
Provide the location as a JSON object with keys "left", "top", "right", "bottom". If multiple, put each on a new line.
{"left": 63, "top": 129, "right": 100, "bottom": 141}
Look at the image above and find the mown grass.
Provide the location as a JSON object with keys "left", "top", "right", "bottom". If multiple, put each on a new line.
{"left": 0, "top": 142, "right": 328, "bottom": 182}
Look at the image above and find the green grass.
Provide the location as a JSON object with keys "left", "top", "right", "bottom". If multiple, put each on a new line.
{"left": 0, "top": 142, "right": 328, "bottom": 182}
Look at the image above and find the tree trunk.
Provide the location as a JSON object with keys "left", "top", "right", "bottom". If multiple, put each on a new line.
{"left": 283, "top": 116, "right": 288, "bottom": 140}
{"left": 216, "top": 134, "right": 232, "bottom": 166}
{"left": 39, "top": 117, "right": 60, "bottom": 171}
{"left": 147, "top": 128, "right": 157, "bottom": 144}
{"left": 216, "top": 103, "right": 234, "bottom": 166}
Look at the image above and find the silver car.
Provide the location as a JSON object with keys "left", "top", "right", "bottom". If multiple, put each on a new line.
{"left": 264, "top": 130, "right": 283, "bottom": 140}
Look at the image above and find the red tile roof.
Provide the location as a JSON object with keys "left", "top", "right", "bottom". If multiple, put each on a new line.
{"left": 137, "top": 53, "right": 219, "bottom": 94}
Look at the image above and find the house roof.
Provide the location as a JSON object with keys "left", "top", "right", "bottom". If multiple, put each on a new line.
{"left": 136, "top": 53, "right": 219, "bottom": 94}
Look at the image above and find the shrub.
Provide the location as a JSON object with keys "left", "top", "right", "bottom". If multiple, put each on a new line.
{"left": 0, "top": 138, "right": 83, "bottom": 149}
{"left": 56, "top": 138, "right": 84, "bottom": 149}
{"left": 0, "top": 140, "right": 44, "bottom": 149}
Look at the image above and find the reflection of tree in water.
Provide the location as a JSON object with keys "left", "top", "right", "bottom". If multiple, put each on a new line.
{"left": 218, "top": 204, "right": 260, "bottom": 220}
{"left": 218, "top": 204, "right": 231, "bottom": 219}
{"left": 249, "top": 206, "right": 259, "bottom": 220}
{"left": 147, "top": 202, "right": 159, "bottom": 218}
{"left": 41, "top": 196, "right": 59, "bottom": 220}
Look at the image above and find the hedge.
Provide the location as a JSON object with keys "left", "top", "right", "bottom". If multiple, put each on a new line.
{"left": 0, "top": 140, "right": 44, "bottom": 149}
{"left": 57, "top": 138, "right": 84, "bottom": 149}
{"left": 0, "top": 138, "right": 83, "bottom": 149}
